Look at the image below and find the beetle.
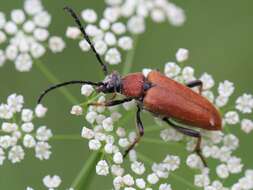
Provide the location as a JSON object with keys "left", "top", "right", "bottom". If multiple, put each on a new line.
{"left": 38, "top": 6, "right": 222, "bottom": 167}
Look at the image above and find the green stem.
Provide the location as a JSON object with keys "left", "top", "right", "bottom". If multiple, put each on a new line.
{"left": 138, "top": 152, "right": 200, "bottom": 190}
{"left": 71, "top": 151, "right": 103, "bottom": 190}
{"left": 121, "top": 35, "right": 138, "bottom": 75}
{"left": 34, "top": 60, "right": 78, "bottom": 104}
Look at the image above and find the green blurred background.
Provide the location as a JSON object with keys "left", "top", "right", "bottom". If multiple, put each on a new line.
{"left": 0, "top": 0, "right": 253, "bottom": 189}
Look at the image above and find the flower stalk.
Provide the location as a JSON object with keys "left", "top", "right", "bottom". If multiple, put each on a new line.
{"left": 71, "top": 151, "right": 103, "bottom": 190}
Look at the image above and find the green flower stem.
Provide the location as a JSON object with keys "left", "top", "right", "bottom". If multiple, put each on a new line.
{"left": 71, "top": 151, "right": 103, "bottom": 190}
{"left": 34, "top": 60, "right": 78, "bottom": 104}
{"left": 121, "top": 35, "right": 139, "bottom": 75}
{"left": 138, "top": 152, "right": 200, "bottom": 190}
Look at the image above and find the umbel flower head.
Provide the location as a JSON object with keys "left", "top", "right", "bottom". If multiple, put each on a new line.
{"left": 66, "top": 0, "right": 185, "bottom": 65}
{"left": 0, "top": 93, "right": 52, "bottom": 165}
{"left": 0, "top": 0, "right": 65, "bottom": 72}
{"left": 69, "top": 47, "right": 253, "bottom": 189}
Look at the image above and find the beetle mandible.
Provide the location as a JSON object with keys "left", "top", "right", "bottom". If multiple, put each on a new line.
{"left": 38, "top": 6, "right": 222, "bottom": 167}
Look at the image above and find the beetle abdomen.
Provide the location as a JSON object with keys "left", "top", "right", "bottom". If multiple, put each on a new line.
{"left": 144, "top": 71, "right": 222, "bottom": 130}
{"left": 121, "top": 73, "right": 145, "bottom": 98}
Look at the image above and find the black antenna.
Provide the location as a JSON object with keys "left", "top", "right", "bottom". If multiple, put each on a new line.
{"left": 37, "top": 80, "right": 103, "bottom": 104}
{"left": 64, "top": 6, "right": 109, "bottom": 76}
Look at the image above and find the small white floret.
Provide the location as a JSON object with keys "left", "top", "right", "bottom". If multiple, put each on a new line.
{"left": 85, "top": 111, "right": 98, "bottom": 124}
{"left": 81, "top": 9, "right": 97, "bottom": 23}
{"left": 113, "top": 152, "right": 123, "bottom": 164}
{"left": 118, "top": 36, "right": 133, "bottom": 50}
{"left": 241, "top": 119, "right": 253, "bottom": 134}
{"left": 23, "top": 134, "right": 36, "bottom": 148}
{"left": 70, "top": 105, "right": 83, "bottom": 116}
{"left": 81, "top": 127, "right": 94, "bottom": 139}
{"left": 127, "top": 16, "right": 145, "bottom": 34}
{"left": 43, "top": 175, "right": 61, "bottom": 189}
{"left": 164, "top": 62, "right": 181, "bottom": 78}
{"left": 81, "top": 84, "right": 94, "bottom": 96}
{"left": 89, "top": 139, "right": 101, "bottom": 150}
{"left": 49, "top": 36, "right": 66, "bottom": 53}
{"left": 123, "top": 174, "right": 135, "bottom": 186}
{"left": 176, "top": 48, "right": 189, "bottom": 62}
{"left": 136, "top": 178, "right": 146, "bottom": 189}
{"left": 218, "top": 80, "right": 234, "bottom": 97}
{"left": 35, "top": 142, "right": 51, "bottom": 160}
{"left": 105, "top": 48, "right": 121, "bottom": 65}
{"left": 216, "top": 164, "right": 229, "bottom": 179}
{"left": 102, "top": 117, "right": 114, "bottom": 132}
{"left": 96, "top": 160, "right": 109, "bottom": 176}
{"left": 147, "top": 173, "right": 159, "bottom": 184}
{"left": 33, "top": 11, "right": 51, "bottom": 28}
{"left": 66, "top": 26, "right": 81, "bottom": 39}
{"left": 21, "top": 108, "right": 33, "bottom": 122}
{"left": 11, "top": 9, "right": 26, "bottom": 24}
{"left": 35, "top": 104, "right": 47, "bottom": 118}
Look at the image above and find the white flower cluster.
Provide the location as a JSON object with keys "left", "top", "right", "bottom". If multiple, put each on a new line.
{"left": 27, "top": 175, "right": 74, "bottom": 190}
{"left": 0, "top": 93, "right": 52, "bottom": 165}
{"left": 66, "top": 0, "right": 185, "bottom": 65}
{"left": 0, "top": 0, "right": 65, "bottom": 72}
{"left": 156, "top": 49, "right": 253, "bottom": 189}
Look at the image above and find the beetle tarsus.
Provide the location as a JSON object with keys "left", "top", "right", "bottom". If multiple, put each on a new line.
{"left": 194, "top": 136, "right": 208, "bottom": 167}
{"left": 124, "top": 105, "right": 144, "bottom": 158}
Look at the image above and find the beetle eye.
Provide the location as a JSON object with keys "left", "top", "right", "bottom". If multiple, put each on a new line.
{"left": 143, "top": 82, "right": 152, "bottom": 91}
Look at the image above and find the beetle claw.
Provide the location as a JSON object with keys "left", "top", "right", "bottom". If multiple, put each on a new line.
{"left": 195, "top": 149, "right": 208, "bottom": 168}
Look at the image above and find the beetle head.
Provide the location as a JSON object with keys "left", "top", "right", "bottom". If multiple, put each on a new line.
{"left": 96, "top": 71, "right": 121, "bottom": 93}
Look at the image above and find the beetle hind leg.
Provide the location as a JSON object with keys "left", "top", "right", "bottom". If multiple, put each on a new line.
{"left": 163, "top": 118, "right": 208, "bottom": 167}
{"left": 123, "top": 105, "right": 144, "bottom": 158}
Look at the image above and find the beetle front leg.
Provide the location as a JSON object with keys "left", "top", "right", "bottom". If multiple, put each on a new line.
{"left": 163, "top": 118, "right": 207, "bottom": 167}
{"left": 123, "top": 105, "right": 144, "bottom": 158}
{"left": 89, "top": 97, "right": 133, "bottom": 107}
{"left": 186, "top": 80, "right": 203, "bottom": 95}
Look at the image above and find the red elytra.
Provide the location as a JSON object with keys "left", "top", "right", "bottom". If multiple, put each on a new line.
{"left": 144, "top": 71, "right": 221, "bottom": 131}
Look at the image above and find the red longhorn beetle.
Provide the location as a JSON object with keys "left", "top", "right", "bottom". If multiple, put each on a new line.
{"left": 38, "top": 6, "right": 222, "bottom": 167}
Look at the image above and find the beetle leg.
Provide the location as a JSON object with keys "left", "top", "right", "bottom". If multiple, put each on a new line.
{"left": 163, "top": 118, "right": 207, "bottom": 167}
{"left": 89, "top": 97, "right": 132, "bottom": 107}
{"left": 186, "top": 80, "right": 203, "bottom": 95}
{"left": 124, "top": 105, "right": 144, "bottom": 158}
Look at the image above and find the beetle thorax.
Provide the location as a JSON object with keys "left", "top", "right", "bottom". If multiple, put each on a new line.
{"left": 121, "top": 73, "right": 146, "bottom": 98}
